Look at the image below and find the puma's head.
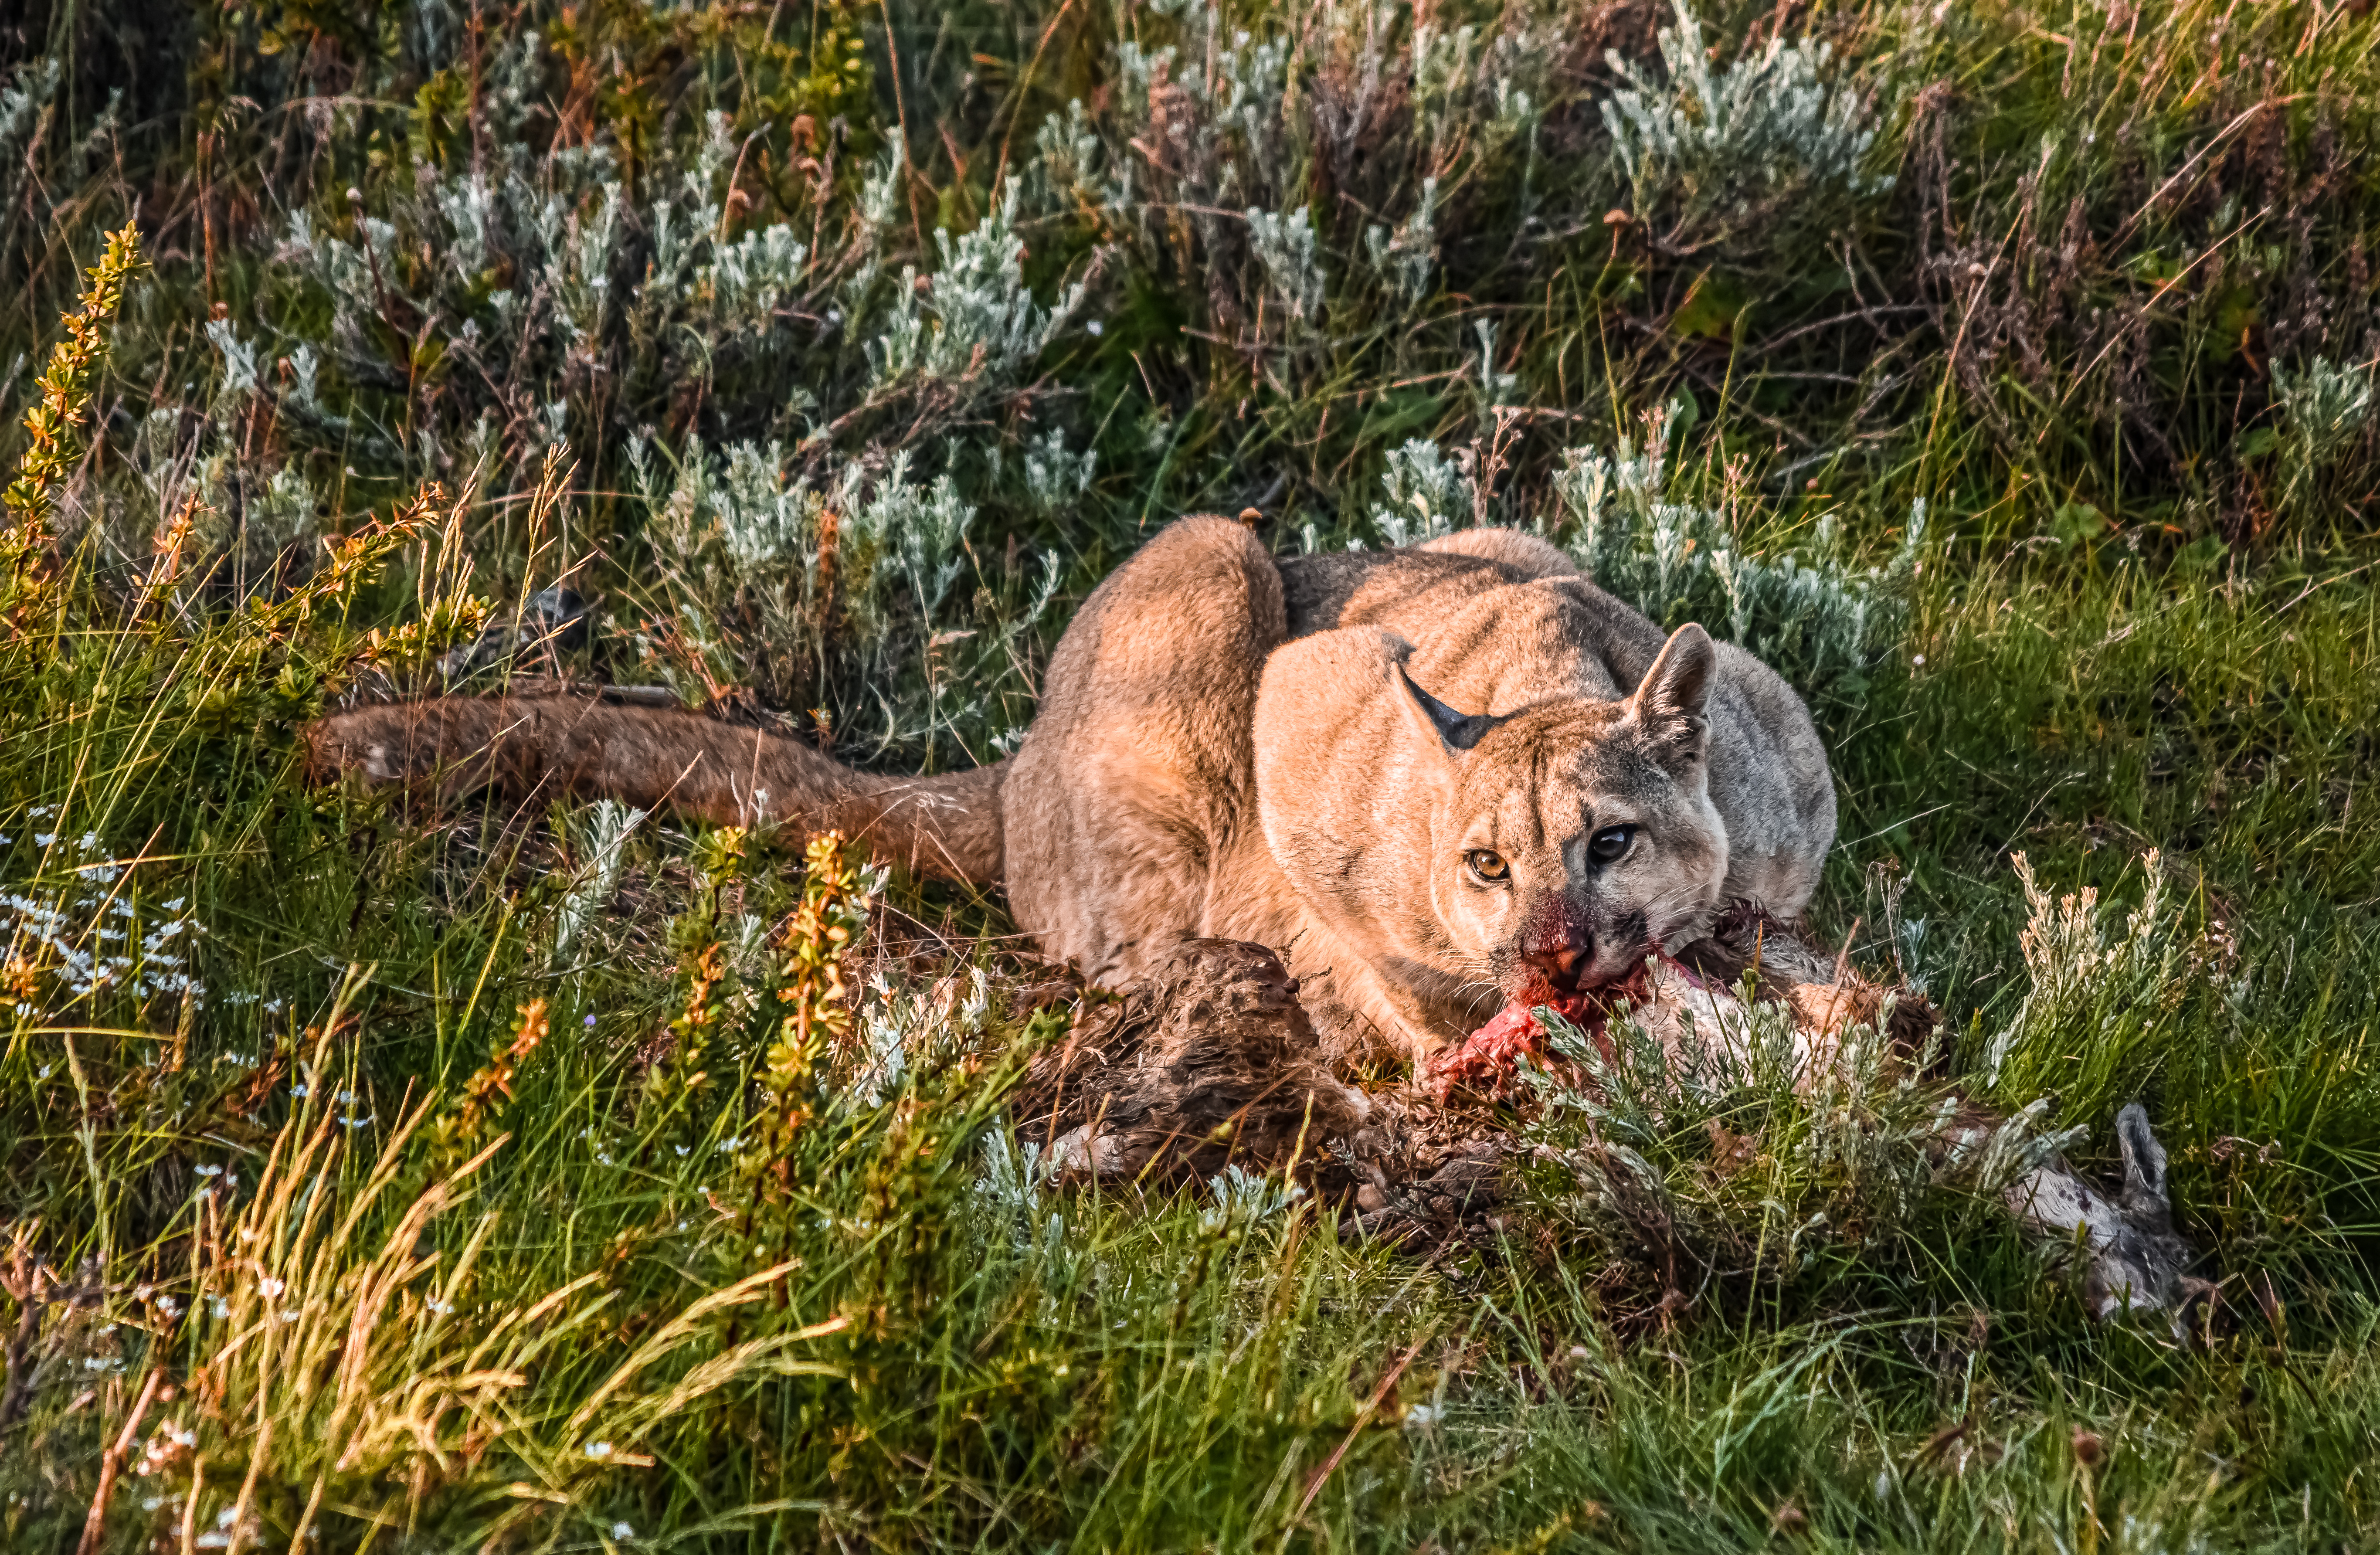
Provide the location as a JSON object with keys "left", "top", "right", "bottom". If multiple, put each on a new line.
{"left": 1399, "top": 623, "right": 1732, "bottom": 1002}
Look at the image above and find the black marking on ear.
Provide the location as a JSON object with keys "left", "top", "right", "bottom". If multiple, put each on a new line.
{"left": 1397, "top": 665, "right": 1499, "bottom": 753}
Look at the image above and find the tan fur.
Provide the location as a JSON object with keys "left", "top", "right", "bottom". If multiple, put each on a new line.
{"left": 305, "top": 692, "right": 1004, "bottom": 882}
{"left": 309, "top": 517, "right": 1837, "bottom": 1063}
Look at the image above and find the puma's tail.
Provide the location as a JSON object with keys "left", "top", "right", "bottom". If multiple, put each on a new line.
{"left": 306, "top": 696, "right": 1006, "bottom": 885}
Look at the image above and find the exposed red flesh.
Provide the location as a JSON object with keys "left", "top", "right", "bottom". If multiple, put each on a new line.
{"left": 1423, "top": 987, "right": 1607, "bottom": 1104}
{"left": 1423, "top": 956, "right": 1712, "bottom": 1104}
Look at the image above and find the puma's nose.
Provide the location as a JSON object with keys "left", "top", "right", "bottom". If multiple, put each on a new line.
{"left": 1524, "top": 944, "right": 1589, "bottom": 992}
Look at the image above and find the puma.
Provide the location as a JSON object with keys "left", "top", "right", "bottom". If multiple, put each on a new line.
{"left": 311, "top": 516, "right": 1833, "bottom": 1067}
{"left": 310, "top": 515, "right": 2210, "bottom": 1331}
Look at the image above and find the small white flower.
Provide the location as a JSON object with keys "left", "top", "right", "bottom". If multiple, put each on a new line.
{"left": 1912, "top": 653, "right": 1926, "bottom": 666}
{"left": 612, "top": 1523, "right": 635, "bottom": 1539}
{"left": 1086, "top": 319, "right": 1104, "bottom": 336}
{"left": 258, "top": 1277, "right": 285, "bottom": 1297}
{"left": 586, "top": 1441, "right": 614, "bottom": 1459}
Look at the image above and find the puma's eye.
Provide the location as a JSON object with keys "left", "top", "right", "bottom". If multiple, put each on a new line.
{"left": 1465, "top": 849, "right": 1510, "bottom": 883}
{"left": 1588, "top": 825, "right": 1636, "bottom": 865}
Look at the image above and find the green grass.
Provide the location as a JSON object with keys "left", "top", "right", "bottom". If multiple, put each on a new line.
{"left": 5, "top": 0, "right": 2380, "bottom": 1546}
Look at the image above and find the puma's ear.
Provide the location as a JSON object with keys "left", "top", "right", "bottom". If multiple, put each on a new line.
{"left": 1395, "top": 663, "right": 1498, "bottom": 754}
{"left": 1628, "top": 623, "right": 1715, "bottom": 765}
